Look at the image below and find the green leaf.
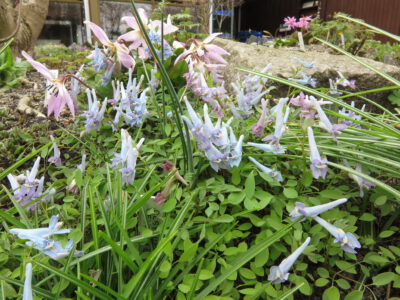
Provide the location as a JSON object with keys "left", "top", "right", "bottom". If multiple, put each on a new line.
{"left": 372, "top": 272, "right": 396, "bottom": 286}
{"left": 227, "top": 191, "right": 246, "bottom": 205}
{"left": 194, "top": 220, "right": 297, "bottom": 299}
{"left": 315, "top": 278, "right": 329, "bottom": 287}
{"left": 379, "top": 230, "right": 395, "bottom": 238}
{"left": 359, "top": 213, "right": 376, "bottom": 221}
{"left": 335, "top": 261, "right": 356, "bottom": 274}
{"left": 344, "top": 290, "right": 363, "bottom": 300}
{"left": 336, "top": 279, "right": 351, "bottom": 290}
{"left": 322, "top": 286, "right": 340, "bottom": 300}
{"left": 283, "top": 188, "right": 298, "bottom": 199}
{"left": 245, "top": 171, "right": 255, "bottom": 200}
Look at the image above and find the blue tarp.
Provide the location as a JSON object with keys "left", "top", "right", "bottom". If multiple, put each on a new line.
{"left": 214, "top": 10, "right": 233, "bottom": 16}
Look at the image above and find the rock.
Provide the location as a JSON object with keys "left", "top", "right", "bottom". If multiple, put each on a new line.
{"left": 214, "top": 38, "right": 400, "bottom": 106}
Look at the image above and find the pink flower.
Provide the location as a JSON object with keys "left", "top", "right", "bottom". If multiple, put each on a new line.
{"left": 297, "top": 16, "right": 312, "bottom": 31}
{"left": 284, "top": 16, "right": 298, "bottom": 30}
{"left": 22, "top": 51, "right": 75, "bottom": 120}
{"left": 85, "top": 21, "right": 135, "bottom": 69}
{"left": 119, "top": 9, "right": 178, "bottom": 60}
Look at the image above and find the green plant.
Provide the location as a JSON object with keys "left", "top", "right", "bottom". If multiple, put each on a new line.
{"left": 0, "top": 42, "right": 29, "bottom": 90}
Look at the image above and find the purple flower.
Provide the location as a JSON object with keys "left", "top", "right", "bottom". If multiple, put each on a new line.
{"left": 290, "top": 198, "right": 348, "bottom": 221}
{"left": 348, "top": 165, "right": 375, "bottom": 197}
{"left": 335, "top": 71, "right": 356, "bottom": 90}
{"left": 307, "top": 127, "right": 328, "bottom": 179}
{"left": 339, "top": 101, "right": 365, "bottom": 127}
{"left": 81, "top": 89, "right": 108, "bottom": 133}
{"left": 284, "top": 16, "right": 298, "bottom": 30}
{"left": 268, "top": 237, "right": 311, "bottom": 284}
{"left": 48, "top": 135, "right": 62, "bottom": 167}
{"left": 313, "top": 216, "right": 361, "bottom": 254}
{"left": 288, "top": 72, "right": 317, "bottom": 88}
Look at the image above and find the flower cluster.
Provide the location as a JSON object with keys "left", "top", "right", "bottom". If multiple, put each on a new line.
{"left": 284, "top": 16, "right": 312, "bottom": 31}
{"left": 7, "top": 157, "right": 55, "bottom": 211}
{"left": 81, "top": 88, "right": 108, "bottom": 133}
{"left": 9, "top": 215, "right": 83, "bottom": 260}
{"left": 111, "top": 129, "right": 144, "bottom": 185}
{"left": 182, "top": 99, "right": 244, "bottom": 172}
{"left": 175, "top": 33, "right": 230, "bottom": 116}
{"left": 111, "top": 70, "right": 148, "bottom": 130}
{"left": 230, "top": 65, "right": 271, "bottom": 119}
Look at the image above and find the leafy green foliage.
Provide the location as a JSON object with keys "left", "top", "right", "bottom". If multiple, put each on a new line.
{"left": 0, "top": 45, "right": 29, "bottom": 90}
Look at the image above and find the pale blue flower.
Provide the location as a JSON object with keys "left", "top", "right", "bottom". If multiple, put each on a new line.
{"left": 268, "top": 237, "right": 311, "bottom": 284}
{"left": 290, "top": 198, "right": 348, "bottom": 220}
{"left": 10, "top": 215, "right": 71, "bottom": 249}
{"left": 48, "top": 135, "right": 62, "bottom": 167}
{"left": 77, "top": 154, "right": 86, "bottom": 173}
{"left": 335, "top": 71, "right": 356, "bottom": 90}
{"left": 248, "top": 142, "right": 286, "bottom": 154}
{"left": 313, "top": 216, "right": 361, "bottom": 254}
{"left": 339, "top": 101, "right": 365, "bottom": 127}
{"left": 41, "top": 239, "right": 84, "bottom": 260}
{"left": 111, "top": 129, "right": 144, "bottom": 185}
{"left": 263, "top": 98, "right": 289, "bottom": 144}
{"left": 248, "top": 156, "right": 283, "bottom": 182}
{"left": 82, "top": 89, "right": 108, "bottom": 133}
{"left": 229, "top": 131, "right": 244, "bottom": 168}
{"left": 88, "top": 42, "right": 107, "bottom": 72}
{"left": 23, "top": 263, "right": 33, "bottom": 300}
{"left": 293, "top": 57, "right": 314, "bottom": 69}
{"left": 289, "top": 72, "right": 317, "bottom": 88}
{"left": 307, "top": 127, "right": 328, "bottom": 179}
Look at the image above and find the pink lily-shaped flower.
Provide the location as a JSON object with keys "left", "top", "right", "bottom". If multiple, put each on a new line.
{"left": 119, "top": 9, "right": 178, "bottom": 59}
{"left": 85, "top": 21, "right": 135, "bottom": 70}
{"left": 22, "top": 51, "right": 75, "bottom": 120}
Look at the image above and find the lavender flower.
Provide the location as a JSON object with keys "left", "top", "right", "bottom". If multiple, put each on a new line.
{"left": 268, "top": 237, "right": 311, "bottom": 284}
{"left": 339, "top": 101, "right": 365, "bottom": 127}
{"left": 336, "top": 71, "right": 356, "bottom": 90}
{"left": 40, "top": 239, "right": 84, "bottom": 260}
{"left": 82, "top": 89, "right": 107, "bottom": 133}
{"left": 349, "top": 165, "right": 375, "bottom": 197}
{"left": 313, "top": 216, "right": 361, "bottom": 254}
{"left": 247, "top": 142, "right": 286, "bottom": 155}
{"left": 311, "top": 97, "right": 348, "bottom": 139}
{"left": 23, "top": 263, "right": 33, "bottom": 300}
{"left": 111, "top": 129, "right": 144, "bottom": 185}
{"left": 248, "top": 156, "right": 283, "bottom": 182}
{"left": 7, "top": 157, "right": 55, "bottom": 211}
{"left": 290, "top": 198, "right": 348, "bottom": 220}
{"left": 88, "top": 42, "right": 107, "bottom": 72}
{"left": 290, "top": 93, "right": 331, "bottom": 119}
{"left": 307, "top": 127, "right": 328, "bottom": 179}
{"left": 77, "top": 154, "right": 87, "bottom": 173}
{"left": 288, "top": 72, "right": 317, "bottom": 88}
{"left": 48, "top": 135, "right": 62, "bottom": 167}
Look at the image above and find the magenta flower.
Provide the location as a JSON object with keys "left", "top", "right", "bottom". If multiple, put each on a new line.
{"left": 22, "top": 51, "right": 76, "bottom": 120}
{"left": 85, "top": 21, "right": 135, "bottom": 70}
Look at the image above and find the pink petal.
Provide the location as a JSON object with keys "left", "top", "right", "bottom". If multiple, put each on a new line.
{"left": 204, "top": 44, "right": 230, "bottom": 56}
{"left": 119, "top": 30, "right": 142, "bottom": 45}
{"left": 84, "top": 21, "right": 110, "bottom": 45}
{"left": 116, "top": 44, "right": 135, "bottom": 69}
{"left": 203, "top": 33, "right": 222, "bottom": 44}
{"left": 205, "top": 52, "right": 227, "bottom": 64}
{"left": 58, "top": 84, "right": 75, "bottom": 117}
{"left": 138, "top": 47, "right": 149, "bottom": 60}
{"left": 48, "top": 94, "right": 65, "bottom": 120}
{"left": 22, "top": 51, "right": 55, "bottom": 81}
{"left": 174, "top": 50, "right": 190, "bottom": 65}
{"left": 122, "top": 16, "right": 139, "bottom": 30}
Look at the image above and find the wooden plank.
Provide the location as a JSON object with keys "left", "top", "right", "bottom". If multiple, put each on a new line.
{"left": 89, "top": 0, "right": 101, "bottom": 25}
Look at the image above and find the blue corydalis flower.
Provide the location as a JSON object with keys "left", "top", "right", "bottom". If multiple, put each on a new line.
{"left": 262, "top": 98, "right": 289, "bottom": 144}
{"left": 313, "top": 216, "right": 361, "bottom": 254}
{"left": 293, "top": 57, "right": 314, "bottom": 69}
{"left": 248, "top": 156, "right": 283, "bottom": 182}
{"left": 311, "top": 97, "right": 348, "bottom": 139}
{"left": 248, "top": 142, "right": 286, "bottom": 155}
{"left": 82, "top": 89, "right": 107, "bottom": 133}
{"left": 41, "top": 239, "right": 84, "bottom": 260}
{"left": 48, "top": 135, "right": 62, "bottom": 167}
{"left": 290, "top": 198, "right": 348, "bottom": 221}
{"left": 23, "top": 263, "right": 33, "bottom": 300}
{"left": 289, "top": 72, "right": 317, "bottom": 88}
{"left": 268, "top": 237, "right": 311, "bottom": 284}
{"left": 229, "top": 130, "right": 244, "bottom": 168}
{"left": 111, "top": 129, "right": 144, "bottom": 185}
{"left": 349, "top": 165, "right": 375, "bottom": 197}
{"left": 10, "top": 215, "right": 71, "bottom": 249}
{"left": 339, "top": 101, "right": 365, "bottom": 127}
{"left": 88, "top": 42, "right": 107, "bottom": 72}
{"left": 307, "top": 127, "right": 328, "bottom": 179}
